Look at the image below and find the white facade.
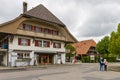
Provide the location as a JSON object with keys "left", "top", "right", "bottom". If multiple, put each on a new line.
{"left": 0, "top": 4, "right": 77, "bottom": 67}
{"left": 8, "top": 35, "right": 66, "bottom": 66}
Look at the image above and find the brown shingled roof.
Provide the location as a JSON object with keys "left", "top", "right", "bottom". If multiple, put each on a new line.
{"left": 72, "top": 39, "right": 96, "bottom": 55}
{"left": 23, "top": 4, "right": 65, "bottom": 26}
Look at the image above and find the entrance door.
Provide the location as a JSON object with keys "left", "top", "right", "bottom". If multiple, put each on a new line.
{"left": 40, "top": 55, "right": 48, "bottom": 64}
{"left": 39, "top": 54, "right": 54, "bottom": 64}
{"left": 49, "top": 55, "right": 53, "bottom": 64}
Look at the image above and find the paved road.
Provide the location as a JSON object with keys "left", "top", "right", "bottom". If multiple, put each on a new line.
{"left": 0, "top": 63, "right": 120, "bottom": 80}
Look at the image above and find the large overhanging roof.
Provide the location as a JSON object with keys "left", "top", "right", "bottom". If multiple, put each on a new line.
{"left": 0, "top": 4, "right": 78, "bottom": 43}
{"left": 23, "top": 4, "right": 65, "bottom": 27}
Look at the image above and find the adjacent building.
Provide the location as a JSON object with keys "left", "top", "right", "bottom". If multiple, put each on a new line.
{"left": 0, "top": 3, "right": 77, "bottom": 66}
{"left": 72, "top": 39, "right": 98, "bottom": 61}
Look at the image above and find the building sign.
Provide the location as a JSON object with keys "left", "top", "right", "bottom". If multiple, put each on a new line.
{"left": 90, "top": 55, "right": 95, "bottom": 60}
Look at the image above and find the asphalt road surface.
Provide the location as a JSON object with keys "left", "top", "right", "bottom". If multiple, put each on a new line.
{"left": 0, "top": 63, "right": 120, "bottom": 80}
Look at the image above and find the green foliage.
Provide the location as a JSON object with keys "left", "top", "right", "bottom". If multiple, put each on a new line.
{"left": 96, "top": 36, "right": 110, "bottom": 58}
{"left": 82, "top": 56, "right": 90, "bottom": 63}
{"left": 66, "top": 53, "right": 74, "bottom": 58}
{"left": 97, "top": 23, "right": 120, "bottom": 59}
{"left": 107, "top": 57, "right": 116, "bottom": 62}
{"left": 65, "top": 44, "right": 76, "bottom": 60}
{"left": 108, "top": 24, "right": 120, "bottom": 56}
{"left": 65, "top": 44, "right": 76, "bottom": 52}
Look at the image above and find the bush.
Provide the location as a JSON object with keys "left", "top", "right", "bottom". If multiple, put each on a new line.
{"left": 107, "top": 57, "right": 116, "bottom": 62}
{"left": 82, "top": 56, "right": 90, "bottom": 63}
{"left": 95, "top": 56, "right": 99, "bottom": 63}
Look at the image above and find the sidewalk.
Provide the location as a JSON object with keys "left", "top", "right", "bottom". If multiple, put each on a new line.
{"left": 0, "top": 62, "right": 119, "bottom": 72}
{"left": 108, "top": 62, "right": 120, "bottom": 72}
{"left": 0, "top": 63, "right": 76, "bottom": 72}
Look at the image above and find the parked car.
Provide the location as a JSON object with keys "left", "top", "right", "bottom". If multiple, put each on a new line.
{"left": 116, "top": 58, "right": 120, "bottom": 62}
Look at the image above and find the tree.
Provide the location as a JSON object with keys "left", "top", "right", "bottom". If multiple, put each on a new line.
{"left": 65, "top": 44, "right": 76, "bottom": 60}
{"left": 108, "top": 24, "right": 120, "bottom": 57}
{"left": 96, "top": 36, "right": 110, "bottom": 58}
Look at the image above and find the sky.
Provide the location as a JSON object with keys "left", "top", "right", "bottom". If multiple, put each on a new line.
{"left": 0, "top": 0, "right": 120, "bottom": 43}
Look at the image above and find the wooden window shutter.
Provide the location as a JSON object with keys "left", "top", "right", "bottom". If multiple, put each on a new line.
{"left": 23, "top": 24, "right": 26, "bottom": 29}
{"left": 35, "top": 40, "right": 38, "bottom": 46}
{"left": 59, "top": 43, "right": 61, "bottom": 48}
{"left": 57, "top": 31, "right": 59, "bottom": 35}
{"left": 28, "top": 39, "right": 30, "bottom": 46}
{"left": 34, "top": 26, "right": 36, "bottom": 31}
{"left": 41, "top": 28, "right": 42, "bottom": 32}
{"left": 53, "top": 42, "right": 55, "bottom": 48}
{"left": 31, "top": 25, "right": 33, "bottom": 31}
{"left": 18, "top": 38, "right": 21, "bottom": 45}
{"left": 49, "top": 29, "right": 52, "bottom": 34}
{"left": 47, "top": 41, "right": 50, "bottom": 47}
{"left": 48, "top": 29, "right": 50, "bottom": 34}
{"left": 41, "top": 28, "right": 44, "bottom": 33}
{"left": 51, "top": 30, "right": 53, "bottom": 35}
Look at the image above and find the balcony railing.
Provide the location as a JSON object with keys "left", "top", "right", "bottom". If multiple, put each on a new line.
{"left": 17, "top": 30, "right": 66, "bottom": 41}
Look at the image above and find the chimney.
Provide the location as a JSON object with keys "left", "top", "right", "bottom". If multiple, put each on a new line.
{"left": 23, "top": 2, "right": 27, "bottom": 13}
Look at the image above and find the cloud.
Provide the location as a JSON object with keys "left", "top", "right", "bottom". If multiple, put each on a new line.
{"left": 42, "top": 0, "right": 120, "bottom": 42}
{"left": 0, "top": 0, "right": 120, "bottom": 42}
{"left": 76, "top": 1, "right": 120, "bottom": 37}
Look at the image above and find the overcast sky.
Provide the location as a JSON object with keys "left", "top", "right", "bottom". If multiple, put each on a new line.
{"left": 0, "top": 0, "right": 120, "bottom": 42}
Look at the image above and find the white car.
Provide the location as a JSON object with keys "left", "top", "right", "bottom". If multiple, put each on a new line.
{"left": 116, "top": 58, "right": 120, "bottom": 62}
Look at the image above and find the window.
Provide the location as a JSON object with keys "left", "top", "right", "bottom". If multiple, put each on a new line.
{"left": 53, "top": 42, "right": 61, "bottom": 48}
{"left": 17, "top": 53, "right": 30, "bottom": 59}
{"left": 23, "top": 24, "right": 32, "bottom": 31}
{"left": 17, "top": 53, "right": 23, "bottom": 59}
{"left": 43, "top": 41, "right": 50, "bottom": 47}
{"left": 35, "top": 26, "right": 42, "bottom": 33}
{"left": 18, "top": 38, "right": 30, "bottom": 46}
{"left": 53, "top": 30, "right": 59, "bottom": 35}
{"left": 44, "top": 28, "right": 51, "bottom": 34}
{"left": 35, "top": 40, "right": 42, "bottom": 47}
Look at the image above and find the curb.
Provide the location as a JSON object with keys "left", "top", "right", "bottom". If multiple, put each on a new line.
{"left": 0, "top": 68, "right": 26, "bottom": 72}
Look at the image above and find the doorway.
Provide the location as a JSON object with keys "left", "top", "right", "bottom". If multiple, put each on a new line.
{"left": 36, "top": 54, "right": 54, "bottom": 65}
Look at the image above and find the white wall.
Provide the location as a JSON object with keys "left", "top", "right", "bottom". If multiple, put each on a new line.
{"left": 54, "top": 54, "right": 58, "bottom": 64}
{"left": 8, "top": 35, "right": 66, "bottom": 66}
{"left": 2, "top": 53, "right": 7, "bottom": 66}
{"left": 9, "top": 51, "right": 35, "bottom": 66}
{"left": 61, "top": 53, "right": 65, "bottom": 64}
{"left": 9, "top": 35, "right": 65, "bottom": 52}
{"left": 30, "top": 51, "right": 35, "bottom": 66}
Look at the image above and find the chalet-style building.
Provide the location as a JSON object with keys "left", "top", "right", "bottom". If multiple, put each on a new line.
{"left": 72, "top": 39, "right": 97, "bottom": 61}
{"left": 0, "top": 2, "right": 77, "bottom": 66}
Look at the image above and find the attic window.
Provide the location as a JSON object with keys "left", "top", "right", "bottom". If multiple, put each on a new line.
{"left": 23, "top": 24, "right": 32, "bottom": 31}
{"left": 52, "top": 30, "right": 59, "bottom": 35}
{"left": 44, "top": 28, "right": 50, "bottom": 34}
{"left": 35, "top": 26, "right": 42, "bottom": 33}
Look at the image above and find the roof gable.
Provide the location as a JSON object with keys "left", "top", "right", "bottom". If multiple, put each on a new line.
{"left": 72, "top": 39, "right": 96, "bottom": 55}
{"left": 23, "top": 4, "right": 65, "bottom": 26}
{"left": 0, "top": 4, "right": 77, "bottom": 43}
